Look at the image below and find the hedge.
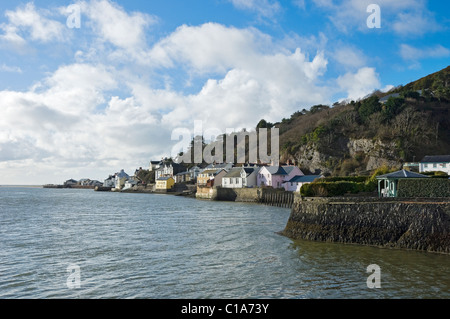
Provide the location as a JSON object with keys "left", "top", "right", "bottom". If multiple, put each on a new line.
{"left": 397, "top": 178, "right": 450, "bottom": 197}
{"left": 300, "top": 181, "right": 374, "bottom": 197}
{"left": 321, "top": 176, "right": 368, "bottom": 183}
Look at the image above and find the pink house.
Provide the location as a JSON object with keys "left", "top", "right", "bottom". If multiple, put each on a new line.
{"left": 257, "top": 166, "right": 288, "bottom": 189}
{"left": 282, "top": 165, "right": 304, "bottom": 181}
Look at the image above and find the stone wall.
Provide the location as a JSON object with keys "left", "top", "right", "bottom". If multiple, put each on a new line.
{"left": 196, "top": 186, "right": 217, "bottom": 199}
{"left": 282, "top": 196, "right": 450, "bottom": 254}
{"left": 196, "top": 187, "right": 295, "bottom": 207}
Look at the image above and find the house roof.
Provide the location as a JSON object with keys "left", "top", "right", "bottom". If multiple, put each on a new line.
{"left": 157, "top": 176, "right": 173, "bottom": 181}
{"left": 420, "top": 155, "right": 450, "bottom": 163}
{"left": 282, "top": 166, "right": 300, "bottom": 175}
{"left": 376, "top": 169, "right": 429, "bottom": 179}
{"left": 224, "top": 168, "right": 243, "bottom": 178}
{"left": 175, "top": 171, "right": 190, "bottom": 176}
{"left": 200, "top": 169, "right": 221, "bottom": 175}
{"left": 205, "top": 163, "right": 233, "bottom": 170}
{"left": 288, "top": 175, "right": 322, "bottom": 183}
{"left": 263, "top": 166, "right": 288, "bottom": 175}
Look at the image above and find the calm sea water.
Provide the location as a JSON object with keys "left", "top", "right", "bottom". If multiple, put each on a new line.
{"left": 0, "top": 187, "right": 448, "bottom": 299}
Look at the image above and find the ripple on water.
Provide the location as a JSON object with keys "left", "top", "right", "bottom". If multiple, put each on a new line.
{"left": 0, "top": 188, "right": 449, "bottom": 299}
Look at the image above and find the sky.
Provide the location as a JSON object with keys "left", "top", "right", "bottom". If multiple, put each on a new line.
{"left": 0, "top": 0, "right": 449, "bottom": 185}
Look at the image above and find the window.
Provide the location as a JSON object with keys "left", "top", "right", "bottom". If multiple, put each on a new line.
{"left": 443, "top": 163, "right": 447, "bottom": 168}
{"left": 424, "top": 164, "right": 428, "bottom": 168}
{"left": 433, "top": 163, "right": 437, "bottom": 168}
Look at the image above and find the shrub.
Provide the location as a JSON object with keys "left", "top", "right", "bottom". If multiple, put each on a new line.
{"left": 322, "top": 176, "right": 368, "bottom": 183}
{"left": 397, "top": 178, "right": 450, "bottom": 197}
{"left": 300, "top": 181, "right": 368, "bottom": 197}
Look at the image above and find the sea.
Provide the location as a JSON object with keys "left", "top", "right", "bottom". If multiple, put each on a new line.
{"left": 0, "top": 186, "right": 449, "bottom": 299}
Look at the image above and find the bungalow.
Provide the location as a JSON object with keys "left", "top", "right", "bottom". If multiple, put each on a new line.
{"left": 284, "top": 175, "right": 323, "bottom": 192}
{"left": 376, "top": 169, "right": 429, "bottom": 197}
{"left": 155, "top": 176, "right": 175, "bottom": 191}
{"left": 222, "top": 167, "right": 258, "bottom": 189}
{"left": 257, "top": 166, "right": 288, "bottom": 189}
{"left": 419, "top": 155, "right": 450, "bottom": 175}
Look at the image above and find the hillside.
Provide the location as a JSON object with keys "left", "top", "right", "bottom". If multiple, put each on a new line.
{"left": 179, "top": 66, "right": 450, "bottom": 176}
{"left": 273, "top": 66, "right": 450, "bottom": 175}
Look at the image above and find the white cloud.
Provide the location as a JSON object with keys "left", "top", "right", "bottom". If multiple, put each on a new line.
{"left": 337, "top": 67, "right": 381, "bottom": 101}
{"left": 0, "top": 19, "right": 334, "bottom": 185}
{"left": 1, "top": 2, "right": 66, "bottom": 43}
{"left": 312, "top": 0, "right": 441, "bottom": 36}
{"left": 400, "top": 44, "right": 450, "bottom": 61}
{"left": 0, "top": 64, "right": 23, "bottom": 73}
{"left": 228, "top": 0, "right": 281, "bottom": 19}
{"left": 393, "top": 11, "right": 440, "bottom": 36}
{"left": 81, "top": 0, "right": 157, "bottom": 49}
{"left": 333, "top": 46, "right": 367, "bottom": 69}
{"left": 148, "top": 23, "right": 330, "bottom": 128}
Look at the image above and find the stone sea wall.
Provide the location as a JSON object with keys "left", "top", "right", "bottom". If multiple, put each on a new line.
{"left": 196, "top": 187, "right": 294, "bottom": 207}
{"left": 282, "top": 196, "right": 450, "bottom": 254}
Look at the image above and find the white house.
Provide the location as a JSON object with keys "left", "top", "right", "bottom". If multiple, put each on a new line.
{"left": 103, "top": 175, "right": 115, "bottom": 187}
{"left": 284, "top": 175, "right": 323, "bottom": 192}
{"left": 222, "top": 167, "right": 258, "bottom": 188}
{"left": 114, "top": 169, "right": 130, "bottom": 189}
{"left": 419, "top": 155, "right": 450, "bottom": 175}
{"left": 123, "top": 178, "right": 138, "bottom": 190}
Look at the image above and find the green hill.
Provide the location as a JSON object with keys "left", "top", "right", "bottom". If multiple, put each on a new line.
{"left": 265, "top": 66, "right": 450, "bottom": 175}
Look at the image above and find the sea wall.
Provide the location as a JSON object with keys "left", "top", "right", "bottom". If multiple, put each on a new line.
{"left": 282, "top": 196, "right": 450, "bottom": 254}
{"left": 199, "top": 187, "right": 294, "bottom": 207}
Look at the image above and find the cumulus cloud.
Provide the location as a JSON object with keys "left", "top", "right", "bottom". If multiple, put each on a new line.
{"left": 1, "top": 2, "right": 66, "bottom": 43}
{"left": 337, "top": 67, "right": 381, "bottom": 101}
{"left": 312, "top": 0, "right": 440, "bottom": 36}
{"left": 80, "top": 0, "right": 157, "bottom": 49}
{"left": 333, "top": 46, "right": 367, "bottom": 69}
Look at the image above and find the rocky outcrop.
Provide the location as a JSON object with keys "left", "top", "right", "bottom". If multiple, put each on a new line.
{"left": 347, "top": 138, "right": 401, "bottom": 171}
{"left": 282, "top": 196, "right": 450, "bottom": 254}
{"left": 293, "top": 137, "right": 403, "bottom": 174}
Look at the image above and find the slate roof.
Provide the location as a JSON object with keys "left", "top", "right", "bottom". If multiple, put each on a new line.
{"left": 376, "top": 169, "right": 429, "bottom": 179}
{"left": 201, "top": 169, "right": 221, "bottom": 175}
{"left": 282, "top": 166, "right": 298, "bottom": 175}
{"left": 224, "top": 168, "right": 242, "bottom": 178}
{"left": 420, "top": 155, "right": 450, "bottom": 163}
{"left": 263, "top": 166, "right": 288, "bottom": 175}
{"left": 157, "top": 176, "right": 174, "bottom": 181}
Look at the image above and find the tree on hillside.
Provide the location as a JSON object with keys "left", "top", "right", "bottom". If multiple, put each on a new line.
{"left": 356, "top": 96, "right": 381, "bottom": 122}
{"left": 256, "top": 119, "right": 274, "bottom": 129}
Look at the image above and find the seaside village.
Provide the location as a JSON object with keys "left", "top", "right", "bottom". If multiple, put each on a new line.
{"left": 57, "top": 154, "right": 450, "bottom": 200}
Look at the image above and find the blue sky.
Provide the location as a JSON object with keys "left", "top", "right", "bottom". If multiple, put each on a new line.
{"left": 0, "top": 0, "right": 449, "bottom": 184}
